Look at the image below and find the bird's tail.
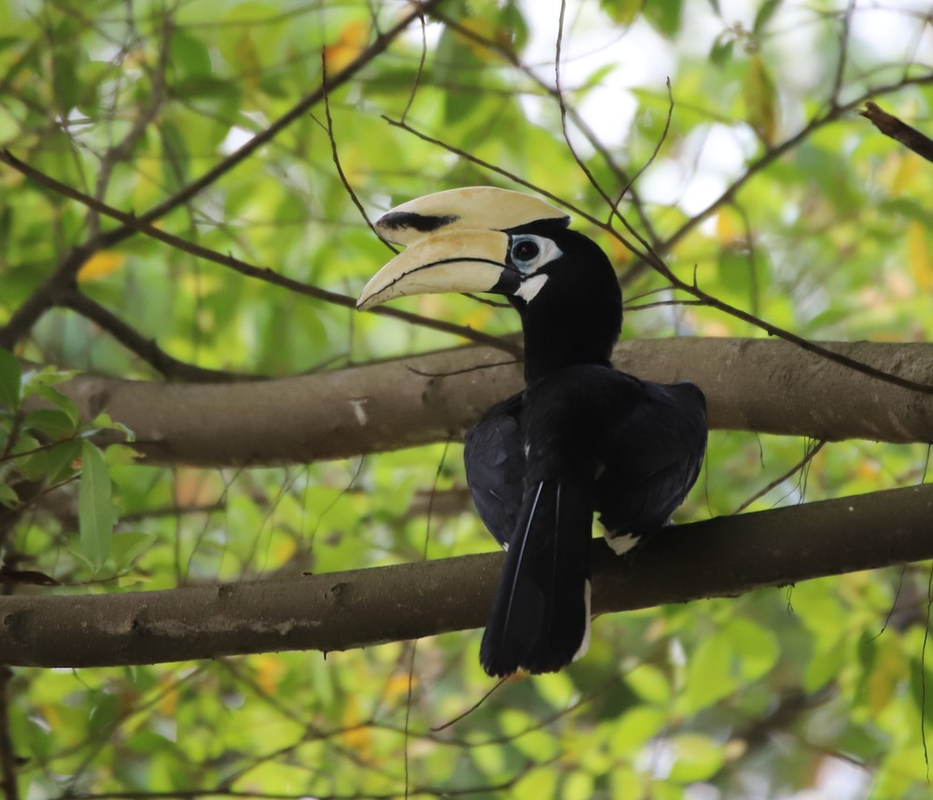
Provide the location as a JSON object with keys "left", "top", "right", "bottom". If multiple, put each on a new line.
{"left": 480, "top": 479, "right": 593, "bottom": 677}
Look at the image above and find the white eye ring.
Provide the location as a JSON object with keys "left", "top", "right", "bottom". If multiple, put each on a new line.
{"left": 508, "top": 234, "right": 562, "bottom": 273}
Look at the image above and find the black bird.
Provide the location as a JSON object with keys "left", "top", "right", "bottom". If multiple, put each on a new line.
{"left": 358, "top": 187, "right": 707, "bottom": 677}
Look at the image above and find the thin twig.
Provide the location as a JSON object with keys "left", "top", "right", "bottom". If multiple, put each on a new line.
{"left": 318, "top": 51, "right": 396, "bottom": 253}
{"left": 0, "top": 0, "right": 445, "bottom": 348}
{"left": 0, "top": 151, "right": 521, "bottom": 358}
{"left": 400, "top": 4, "right": 428, "bottom": 123}
{"left": 432, "top": 10, "right": 661, "bottom": 246}
{"left": 732, "top": 440, "right": 826, "bottom": 515}
{"left": 430, "top": 677, "right": 508, "bottom": 732}
{"left": 383, "top": 114, "right": 933, "bottom": 395}
{"left": 829, "top": 1, "right": 856, "bottom": 107}
{"left": 613, "top": 77, "right": 674, "bottom": 219}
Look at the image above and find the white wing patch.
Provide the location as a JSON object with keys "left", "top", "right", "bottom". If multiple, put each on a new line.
{"left": 515, "top": 273, "right": 549, "bottom": 303}
{"left": 605, "top": 531, "right": 640, "bottom": 555}
{"left": 573, "top": 579, "right": 592, "bottom": 662}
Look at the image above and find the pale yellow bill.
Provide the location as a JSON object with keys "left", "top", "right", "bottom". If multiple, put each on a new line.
{"left": 357, "top": 228, "right": 510, "bottom": 310}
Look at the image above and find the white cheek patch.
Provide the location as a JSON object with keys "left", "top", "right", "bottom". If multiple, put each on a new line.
{"left": 515, "top": 273, "right": 549, "bottom": 303}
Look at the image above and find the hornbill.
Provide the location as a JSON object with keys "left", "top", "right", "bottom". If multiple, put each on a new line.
{"left": 357, "top": 187, "right": 707, "bottom": 677}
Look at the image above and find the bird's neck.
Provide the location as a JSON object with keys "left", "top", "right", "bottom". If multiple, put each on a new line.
{"left": 517, "top": 295, "right": 620, "bottom": 385}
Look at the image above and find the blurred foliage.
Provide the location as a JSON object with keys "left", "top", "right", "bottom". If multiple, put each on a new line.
{"left": 1, "top": 0, "right": 933, "bottom": 798}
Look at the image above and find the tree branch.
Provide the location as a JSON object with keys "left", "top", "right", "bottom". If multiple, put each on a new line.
{"left": 860, "top": 101, "right": 933, "bottom": 163}
{"left": 51, "top": 338, "right": 933, "bottom": 468}
{"left": 60, "top": 291, "right": 247, "bottom": 383}
{"left": 2, "top": 483, "right": 932, "bottom": 668}
{"left": 0, "top": 150, "right": 520, "bottom": 359}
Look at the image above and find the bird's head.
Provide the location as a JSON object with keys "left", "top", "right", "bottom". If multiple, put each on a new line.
{"left": 357, "top": 187, "right": 623, "bottom": 379}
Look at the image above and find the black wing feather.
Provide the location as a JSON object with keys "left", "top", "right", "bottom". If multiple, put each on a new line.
{"left": 464, "top": 392, "right": 525, "bottom": 548}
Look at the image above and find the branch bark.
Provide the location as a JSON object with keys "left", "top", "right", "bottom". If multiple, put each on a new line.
{"left": 56, "top": 337, "right": 933, "bottom": 467}
{"left": 2, "top": 483, "right": 932, "bottom": 668}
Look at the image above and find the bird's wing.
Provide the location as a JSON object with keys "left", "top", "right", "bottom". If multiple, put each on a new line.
{"left": 463, "top": 392, "right": 525, "bottom": 549}
{"left": 480, "top": 478, "right": 593, "bottom": 677}
{"left": 596, "top": 379, "right": 708, "bottom": 538}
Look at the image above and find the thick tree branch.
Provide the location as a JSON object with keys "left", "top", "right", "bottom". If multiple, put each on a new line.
{"left": 53, "top": 338, "right": 933, "bottom": 467}
{"left": 2, "top": 484, "right": 931, "bottom": 668}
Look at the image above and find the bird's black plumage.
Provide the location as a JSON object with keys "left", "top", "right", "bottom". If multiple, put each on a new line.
{"left": 461, "top": 222, "right": 708, "bottom": 677}
{"left": 357, "top": 189, "right": 707, "bottom": 678}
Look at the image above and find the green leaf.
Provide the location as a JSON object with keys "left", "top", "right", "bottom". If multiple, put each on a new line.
{"left": 625, "top": 663, "right": 671, "bottom": 705}
{"left": 53, "top": 47, "right": 81, "bottom": 111}
{"left": 79, "top": 441, "right": 114, "bottom": 571}
{"left": 723, "top": 617, "right": 779, "bottom": 681}
{"left": 25, "top": 409, "right": 76, "bottom": 439}
{"left": 642, "top": 0, "right": 683, "bottom": 36}
{"left": 37, "top": 384, "right": 80, "bottom": 426}
{"left": 0, "top": 483, "right": 17, "bottom": 508}
{"left": 46, "top": 439, "right": 81, "bottom": 483}
{"left": 668, "top": 733, "right": 726, "bottom": 782}
{"left": 753, "top": 0, "right": 782, "bottom": 35}
{"left": 110, "top": 531, "right": 152, "bottom": 569}
{"left": 680, "top": 634, "right": 737, "bottom": 714}
{"left": 709, "top": 35, "right": 734, "bottom": 67}
{"left": 609, "top": 706, "right": 667, "bottom": 754}
{"left": 170, "top": 30, "right": 212, "bottom": 79}
{"left": 744, "top": 54, "right": 778, "bottom": 144}
{"left": 0, "top": 348, "right": 21, "bottom": 410}
{"left": 600, "top": 0, "right": 642, "bottom": 25}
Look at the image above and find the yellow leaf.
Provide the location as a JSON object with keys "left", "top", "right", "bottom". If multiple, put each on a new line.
{"left": 606, "top": 235, "right": 632, "bottom": 266}
{"left": 324, "top": 20, "right": 368, "bottom": 74}
{"left": 462, "top": 305, "right": 493, "bottom": 331}
{"left": 340, "top": 696, "right": 373, "bottom": 758}
{"left": 157, "top": 675, "right": 179, "bottom": 716}
{"left": 384, "top": 672, "right": 417, "bottom": 699}
{"left": 455, "top": 17, "right": 504, "bottom": 59}
{"left": 254, "top": 655, "right": 285, "bottom": 695}
{"left": 867, "top": 643, "right": 907, "bottom": 715}
{"left": 236, "top": 32, "right": 262, "bottom": 91}
{"left": 744, "top": 55, "right": 778, "bottom": 145}
{"left": 716, "top": 209, "right": 739, "bottom": 245}
{"left": 77, "top": 251, "right": 126, "bottom": 282}
{"left": 907, "top": 220, "right": 931, "bottom": 291}
{"left": 892, "top": 152, "right": 921, "bottom": 193}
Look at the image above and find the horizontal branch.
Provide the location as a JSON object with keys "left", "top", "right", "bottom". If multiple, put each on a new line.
{"left": 55, "top": 338, "right": 933, "bottom": 467}
{"left": 2, "top": 484, "right": 932, "bottom": 668}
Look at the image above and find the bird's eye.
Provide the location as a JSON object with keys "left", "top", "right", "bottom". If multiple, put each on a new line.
{"left": 512, "top": 239, "right": 539, "bottom": 262}
{"left": 508, "top": 234, "right": 561, "bottom": 272}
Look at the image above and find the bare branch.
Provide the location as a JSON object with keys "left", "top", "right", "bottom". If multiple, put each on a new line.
{"left": 3, "top": 483, "right": 932, "bottom": 668}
